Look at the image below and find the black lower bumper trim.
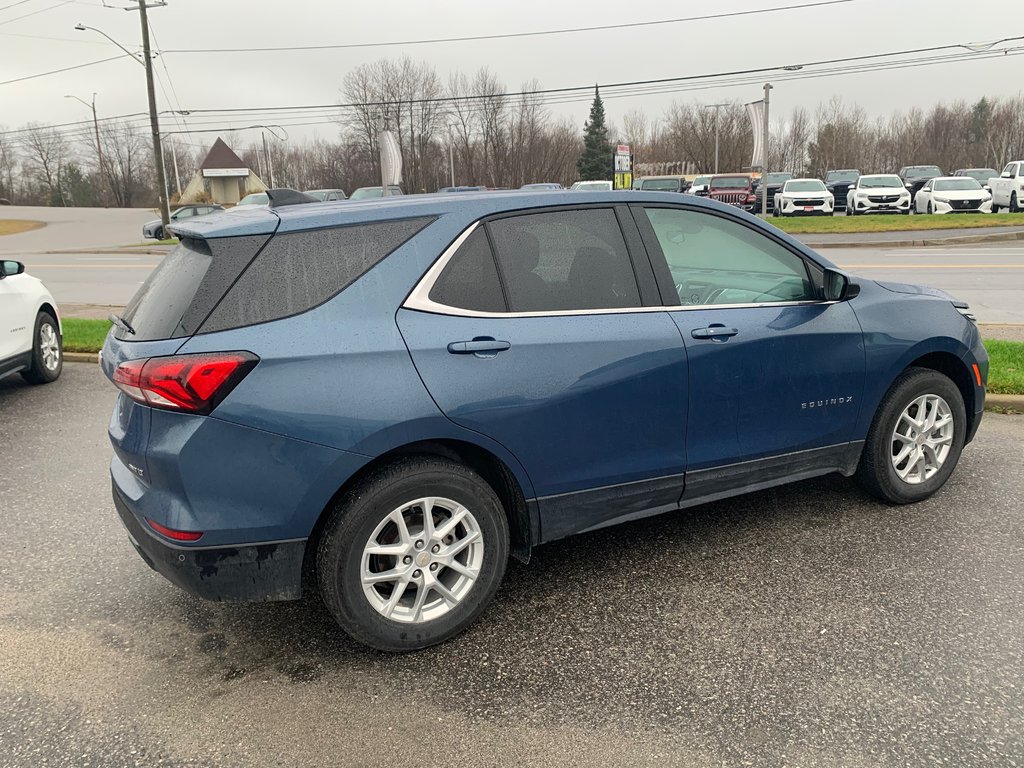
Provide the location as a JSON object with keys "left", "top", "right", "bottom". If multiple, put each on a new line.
{"left": 112, "top": 483, "right": 305, "bottom": 602}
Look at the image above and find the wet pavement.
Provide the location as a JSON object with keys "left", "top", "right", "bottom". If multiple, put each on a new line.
{"left": 1, "top": 363, "right": 1022, "bottom": 767}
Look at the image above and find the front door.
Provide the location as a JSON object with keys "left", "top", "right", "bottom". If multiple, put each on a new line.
{"left": 0, "top": 267, "right": 35, "bottom": 362}
{"left": 398, "top": 207, "right": 688, "bottom": 542}
{"left": 632, "top": 204, "right": 866, "bottom": 490}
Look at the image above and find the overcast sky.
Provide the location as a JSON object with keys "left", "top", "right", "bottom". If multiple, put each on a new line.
{"left": 2, "top": 0, "right": 1022, "bottom": 148}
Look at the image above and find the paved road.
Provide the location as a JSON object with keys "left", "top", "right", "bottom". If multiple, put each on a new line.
{"left": 2, "top": 363, "right": 1022, "bottom": 767}
{"left": 827, "top": 244, "right": 1024, "bottom": 324}
{"left": 0, "top": 205, "right": 156, "bottom": 254}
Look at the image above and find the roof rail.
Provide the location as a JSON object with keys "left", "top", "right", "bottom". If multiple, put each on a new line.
{"left": 265, "top": 188, "right": 318, "bottom": 208}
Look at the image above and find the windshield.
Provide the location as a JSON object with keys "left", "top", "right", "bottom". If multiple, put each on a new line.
{"left": 859, "top": 176, "right": 904, "bottom": 189}
{"left": 711, "top": 177, "right": 750, "bottom": 189}
{"left": 691, "top": 176, "right": 712, "bottom": 186}
{"left": 237, "top": 193, "right": 269, "bottom": 206}
{"left": 960, "top": 169, "right": 997, "bottom": 182}
{"left": 767, "top": 173, "right": 792, "bottom": 184}
{"left": 572, "top": 181, "right": 612, "bottom": 190}
{"left": 349, "top": 187, "right": 401, "bottom": 200}
{"left": 934, "top": 179, "right": 982, "bottom": 192}
{"left": 825, "top": 170, "right": 859, "bottom": 183}
{"left": 305, "top": 190, "right": 328, "bottom": 201}
{"left": 902, "top": 166, "right": 942, "bottom": 180}
{"left": 784, "top": 180, "right": 826, "bottom": 193}
{"left": 641, "top": 179, "right": 682, "bottom": 191}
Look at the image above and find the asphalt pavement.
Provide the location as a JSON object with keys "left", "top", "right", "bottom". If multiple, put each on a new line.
{"left": 1, "top": 362, "right": 1022, "bottom": 767}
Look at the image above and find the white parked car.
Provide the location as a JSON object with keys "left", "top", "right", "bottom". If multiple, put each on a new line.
{"left": 772, "top": 178, "right": 834, "bottom": 217}
{"left": 846, "top": 174, "right": 912, "bottom": 215}
{"left": 989, "top": 161, "right": 1024, "bottom": 213}
{"left": 914, "top": 177, "right": 992, "bottom": 214}
{"left": 0, "top": 259, "right": 62, "bottom": 385}
{"left": 687, "top": 175, "right": 712, "bottom": 196}
{"left": 569, "top": 180, "right": 614, "bottom": 191}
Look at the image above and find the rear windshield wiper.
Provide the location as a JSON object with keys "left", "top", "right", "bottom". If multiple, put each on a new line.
{"left": 108, "top": 312, "right": 136, "bottom": 336}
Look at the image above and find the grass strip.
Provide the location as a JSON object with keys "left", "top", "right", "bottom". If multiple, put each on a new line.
{"left": 773, "top": 212, "right": 1024, "bottom": 235}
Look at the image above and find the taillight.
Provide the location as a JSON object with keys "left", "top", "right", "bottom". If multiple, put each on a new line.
{"left": 112, "top": 351, "right": 258, "bottom": 414}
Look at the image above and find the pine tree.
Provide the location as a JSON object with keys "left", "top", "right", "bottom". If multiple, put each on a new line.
{"left": 576, "top": 86, "right": 612, "bottom": 181}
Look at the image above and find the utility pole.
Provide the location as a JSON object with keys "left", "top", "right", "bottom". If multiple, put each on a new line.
{"left": 66, "top": 93, "right": 111, "bottom": 205}
{"left": 131, "top": 0, "right": 170, "bottom": 226}
{"left": 761, "top": 83, "right": 772, "bottom": 218}
{"left": 261, "top": 131, "right": 274, "bottom": 188}
{"left": 708, "top": 103, "right": 727, "bottom": 174}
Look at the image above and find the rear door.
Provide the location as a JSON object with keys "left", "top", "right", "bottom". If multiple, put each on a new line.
{"left": 398, "top": 206, "right": 689, "bottom": 542}
{"left": 632, "top": 204, "right": 865, "bottom": 495}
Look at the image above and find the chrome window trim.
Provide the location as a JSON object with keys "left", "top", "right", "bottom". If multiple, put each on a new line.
{"left": 403, "top": 218, "right": 837, "bottom": 319}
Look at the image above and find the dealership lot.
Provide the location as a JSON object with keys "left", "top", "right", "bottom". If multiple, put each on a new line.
{"left": 1, "top": 362, "right": 1022, "bottom": 766}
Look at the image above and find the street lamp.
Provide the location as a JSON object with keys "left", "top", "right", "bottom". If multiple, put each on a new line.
{"left": 75, "top": 10, "right": 170, "bottom": 227}
{"left": 704, "top": 103, "right": 728, "bottom": 174}
{"left": 64, "top": 93, "right": 110, "bottom": 203}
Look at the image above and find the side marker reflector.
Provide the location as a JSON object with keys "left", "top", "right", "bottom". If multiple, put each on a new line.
{"left": 146, "top": 517, "right": 204, "bottom": 542}
{"left": 972, "top": 363, "right": 982, "bottom": 387}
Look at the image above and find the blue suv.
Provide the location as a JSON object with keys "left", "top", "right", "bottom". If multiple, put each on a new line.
{"left": 101, "top": 189, "right": 988, "bottom": 651}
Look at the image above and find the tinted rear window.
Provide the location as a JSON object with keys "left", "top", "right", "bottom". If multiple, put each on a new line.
{"left": 116, "top": 235, "right": 272, "bottom": 341}
{"left": 200, "top": 217, "right": 432, "bottom": 333}
{"left": 428, "top": 228, "right": 507, "bottom": 313}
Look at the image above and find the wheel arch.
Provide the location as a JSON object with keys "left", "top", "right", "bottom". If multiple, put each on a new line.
{"left": 37, "top": 302, "right": 61, "bottom": 334}
{"left": 903, "top": 350, "right": 978, "bottom": 439}
{"left": 302, "top": 438, "right": 536, "bottom": 594}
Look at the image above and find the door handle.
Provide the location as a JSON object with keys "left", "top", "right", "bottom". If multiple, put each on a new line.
{"left": 447, "top": 339, "right": 511, "bottom": 354}
{"left": 691, "top": 326, "right": 739, "bottom": 340}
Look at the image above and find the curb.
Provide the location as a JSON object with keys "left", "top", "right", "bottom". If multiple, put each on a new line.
{"left": 805, "top": 230, "right": 1024, "bottom": 249}
{"left": 65, "top": 352, "right": 100, "bottom": 364}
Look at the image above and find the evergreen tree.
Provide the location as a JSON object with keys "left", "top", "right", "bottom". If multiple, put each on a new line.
{"left": 576, "top": 86, "right": 612, "bottom": 181}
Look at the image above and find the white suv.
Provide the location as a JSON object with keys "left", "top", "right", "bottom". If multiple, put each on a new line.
{"left": 846, "top": 174, "right": 912, "bottom": 215}
{"left": 0, "top": 260, "right": 62, "bottom": 384}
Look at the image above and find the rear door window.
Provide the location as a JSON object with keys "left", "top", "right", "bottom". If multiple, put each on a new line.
{"left": 486, "top": 209, "right": 641, "bottom": 312}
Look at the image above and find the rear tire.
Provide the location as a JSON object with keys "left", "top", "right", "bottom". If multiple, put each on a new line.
{"left": 1012, "top": 193, "right": 1020, "bottom": 213}
{"left": 317, "top": 456, "right": 509, "bottom": 652}
{"left": 20, "top": 311, "right": 62, "bottom": 385}
{"left": 855, "top": 367, "right": 966, "bottom": 504}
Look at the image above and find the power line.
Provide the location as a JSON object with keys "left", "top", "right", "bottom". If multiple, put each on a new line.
{"left": 0, "top": 0, "right": 72, "bottom": 26}
{"left": 0, "top": 53, "right": 132, "bottom": 85}
{"left": 161, "top": 0, "right": 861, "bottom": 54}
{"left": 0, "top": 0, "right": 42, "bottom": 12}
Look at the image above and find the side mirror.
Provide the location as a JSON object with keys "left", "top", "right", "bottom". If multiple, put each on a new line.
{"left": 823, "top": 268, "right": 860, "bottom": 301}
{"left": 1002, "top": 172, "right": 1012, "bottom": 179}
{"left": 0, "top": 260, "right": 25, "bottom": 279}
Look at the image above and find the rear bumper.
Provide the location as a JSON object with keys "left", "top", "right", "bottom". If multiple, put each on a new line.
{"left": 113, "top": 482, "right": 306, "bottom": 602}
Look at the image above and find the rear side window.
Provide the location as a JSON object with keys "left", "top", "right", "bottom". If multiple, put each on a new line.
{"left": 201, "top": 217, "right": 432, "bottom": 333}
{"left": 117, "top": 235, "right": 270, "bottom": 341}
{"left": 487, "top": 209, "right": 641, "bottom": 312}
{"left": 428, "top": 228, "right": 507, "bottom": 313}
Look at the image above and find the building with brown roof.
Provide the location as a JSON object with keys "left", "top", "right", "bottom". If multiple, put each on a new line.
{"left": 179, "top": 137, "right": 267, "bottom": 205}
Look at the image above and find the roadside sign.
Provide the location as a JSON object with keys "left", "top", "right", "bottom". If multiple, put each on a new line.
{"left": 613, "top": 144, "right": 633, "bottom": 190}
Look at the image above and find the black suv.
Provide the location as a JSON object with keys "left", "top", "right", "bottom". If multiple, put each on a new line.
{"left": 823, "top": 170, "right": 860, "bottom": 212}
{"left": 752, "top": 172, "right": 793, "bottom": 213}
{"left": 899, "top": 165, "right": 943, "bottom": 203}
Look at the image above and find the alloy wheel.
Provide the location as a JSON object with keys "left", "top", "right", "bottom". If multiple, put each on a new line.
{"left": 360, "top": 496, "right": 484, "bottom": 624}
{"left": 40, "top": 322, "right": 60, "bottom": 371}
{"left": 890, "top": 394, "right": 954, "bottom": 484}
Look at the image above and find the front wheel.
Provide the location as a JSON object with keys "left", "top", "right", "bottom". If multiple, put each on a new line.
{"left": 1012, "top": 193, "right": 1020, "bottom": 213}
{"left": 856, "top": 367, "right": 966, "bottom": 504}
{"left": 20, "top": 311, "right": 62, "bottom": 384}
{"left": 317, "top": 456, "right": 509, "bottom": 652}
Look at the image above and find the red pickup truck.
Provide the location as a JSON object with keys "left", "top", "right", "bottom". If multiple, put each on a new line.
{"left": 708, "top": 175, "right": 757, "bottom": 211}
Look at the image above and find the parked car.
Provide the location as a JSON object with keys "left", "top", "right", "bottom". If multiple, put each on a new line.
{"left": 773, "top": 178, "right": 834, "bottom": 217}
{"left": 100, "top": 189, "right": 988, "bottom": 651}
{"left": 989, "top": 161, "right": 1024, "bottom": 213}
{"left": 752, "top": 172, "right": 793, "bottom": 213}
{"left": 898, "top": 165, "right": 943, "bottom": 203}
{"left": 142, "top": 204, "right": 225, "bottom": 240}
{"left": 570, "top": 180, "right": 613, "bottom": 191}
{"left": 304, "top": 189, "right": 347, "bottom": 202}
{"left": 687, "top": 175, "right": 712, "bottom": 197}
{"left": 846, "top": 174, "right": 912, "bottom": 215}
{"left": 707, "top": 174, "right": 757, "bottom": 211}
{"left": 235, "top": 192, "right": 270, "bottom": 207}
{"left": 636, "top": 176, "right": 687, "bottom": 193}
{"left": 438, "top": 186, "right": 486, "bottom": 193}
{"left": 953, "top": 168, "right": 999, "bottom": 192}
{"left": 914, "top": 177, "right": 992, "bottom": 214}
{"left": 520, "top": 183, "right": 564, "bottom": 190}
{"left": 823, "top": 170, "right": 860, "bottom": 212}
{"left": 349, "top": 186, "right": 405, "bottom": 200}
{"left": 0, "top": 259, "right": 61, "bottom": 385}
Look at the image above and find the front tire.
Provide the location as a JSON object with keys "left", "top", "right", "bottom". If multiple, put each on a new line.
{"left": 20, "top": 311, "right": 62, "bottom": 385}
{"left": 1012, "top": 193, "right": 1020, "bottom": 213}
{"left": 855, "top": 367, "right": 966, "bottom": 504}
{"left": 317, "top": 456, "right": 509, "bottom": 652}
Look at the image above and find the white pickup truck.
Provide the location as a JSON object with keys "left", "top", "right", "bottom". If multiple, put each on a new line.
{"left": 989, "top": 161, "right": 1024, "bottom": 213}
